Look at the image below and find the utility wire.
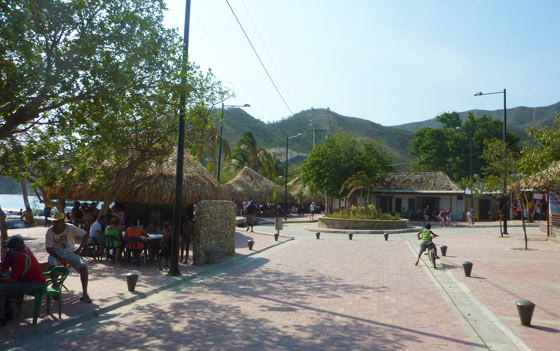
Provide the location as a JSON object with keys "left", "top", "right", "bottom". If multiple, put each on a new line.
{"left": 225, "top": 0, "right": 294, "bottom": 115}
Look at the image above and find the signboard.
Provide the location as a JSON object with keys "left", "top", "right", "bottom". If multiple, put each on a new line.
{"left": 549, "top": 190, "right": 560, "bottom": 215}
{"left": 533, "top": 193, "right": 545, "bottom": 200}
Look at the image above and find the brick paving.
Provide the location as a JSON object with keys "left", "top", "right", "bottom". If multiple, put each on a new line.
{"left": 432, "top": 226, "right": 560, "bottom": 351}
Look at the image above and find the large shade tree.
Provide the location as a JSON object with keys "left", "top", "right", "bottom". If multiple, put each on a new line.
{"left": 301, "top": 132, "right": 393, "bottom": 213}
{"left": 410, "top": 112, "right": 520, "bottom": 183}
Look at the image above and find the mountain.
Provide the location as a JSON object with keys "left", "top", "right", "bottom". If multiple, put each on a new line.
{"left": 220, "top": 108, "right": 414, "bottom": 171}
{"left": 394, "top": 102, "right": 560, "bottom": 133}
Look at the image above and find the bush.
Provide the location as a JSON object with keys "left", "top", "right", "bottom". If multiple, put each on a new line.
{"left": 325, "top": 205, "right": 400, "bottom": 220}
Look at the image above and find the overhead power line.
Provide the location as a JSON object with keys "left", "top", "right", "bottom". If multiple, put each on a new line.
{"left": 225, "top": 0, "right": 294, "bottom": 115}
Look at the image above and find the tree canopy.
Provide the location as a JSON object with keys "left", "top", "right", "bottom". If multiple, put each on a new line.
{"left": 301, "top": 132, "right": 393, "bottom": 199}
{"left": 410, "top": 112, "right": 520, "bottom": 183}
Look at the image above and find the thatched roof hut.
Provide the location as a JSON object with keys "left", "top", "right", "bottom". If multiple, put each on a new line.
{"left": 223, "top": 167, "right": 294, "bottom": 203}
{"left": 523, "top": 161, "right": 560, "bottom": 191}
{"left": 288, "top": 176, "right": 324, "bottom": 205}
{"left": 371, "top": 172, "right": 464, "bottom": 194}
{"left": 44, "top": 154, "right": 226, "bottom": 205}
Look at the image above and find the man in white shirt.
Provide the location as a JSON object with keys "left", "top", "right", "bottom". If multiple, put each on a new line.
{"left": 89, "top": 215, "right": 106, "bottom": 247}
{"left": 46, "top": 211, "right": 92, "bottom": 303}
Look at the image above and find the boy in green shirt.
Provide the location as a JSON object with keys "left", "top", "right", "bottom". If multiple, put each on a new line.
{"left": 415, "top": 224, "right": 439, "bottom": 265}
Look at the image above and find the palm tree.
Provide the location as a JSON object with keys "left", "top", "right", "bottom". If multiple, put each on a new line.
{"left": 341, "top": 171, "right": 378, "bottom": 206}
{"left": 231, "top": 131, "right": 275, "bottom": 179}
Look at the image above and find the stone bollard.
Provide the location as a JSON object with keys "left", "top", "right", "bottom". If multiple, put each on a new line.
{"left": 126, "top": 273, "right": 139, "bottom": 292}
{"left": 383, "top": 233, "right": 389, "bottom": 241}
{"left": 462, "top": 261, "right": 473, "bottom": 277}
{"left": 316, "top": 232, "right": 321, "bottom": 240}
{"left": 516, "top": 300, "right": 536, "bottom": 326}
{"left": 248, "top": 240, "right": 255, "bottom": 250}
{"left": 440, "top": 245, "right": 448, "bottom": 256}
{"left": 274, "top": 233, "right": 279, "bottom": 241}
{"left": 348, "top": 233, "right": 353, "bottom": 240}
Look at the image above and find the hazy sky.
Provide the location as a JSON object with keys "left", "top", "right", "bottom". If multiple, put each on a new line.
{"left": 163, "top": 0, "right": 560, "bottom": 126}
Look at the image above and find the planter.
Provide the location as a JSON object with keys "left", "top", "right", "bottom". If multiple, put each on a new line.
{"left": 318, "top": 217, "right": 408, "bottom": 230}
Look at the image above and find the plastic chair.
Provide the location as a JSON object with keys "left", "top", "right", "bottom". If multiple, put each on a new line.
{"left": 104, "top": 235, "right": 122, "bottom": 264}
{"left": 16, "top": 266, "right": 71, "bottom": 325}
{"left": 124, "top": 237, "right": 145, "bottom": 266}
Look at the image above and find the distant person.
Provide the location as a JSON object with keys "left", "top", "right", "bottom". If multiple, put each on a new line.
{"left": 446, "top": 208, "right": 452, "bottom": 226}
{"left": 43, "top": 205, "right": 51, "bottom": 227}
{"left": 309, "top": 202, "right": 316, "bottom": 220}
{"left": 245, "top": 201, "right": 256, "bottom": 232}
{"left": 423, "top": 205, "right": 430, "bottom": 227}
{"left": 20, "top": 207, "right": 34, "bottom": 227}
{"left": 70, "top": 201, "right": 83, "bottom": 227}
{"left": 467, "top": 208, "right": 474, "bottom": 227}
{"left": 439, "top": 208, "right": 447, "bottom": 228}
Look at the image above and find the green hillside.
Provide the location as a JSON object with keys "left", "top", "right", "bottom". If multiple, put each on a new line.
{"left": 395, "top": 102, "right": 560, "bottom": 133}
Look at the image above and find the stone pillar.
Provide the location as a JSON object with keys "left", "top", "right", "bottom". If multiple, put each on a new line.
{"left": 193, "top": 200, "right": 235, "bottom": 265}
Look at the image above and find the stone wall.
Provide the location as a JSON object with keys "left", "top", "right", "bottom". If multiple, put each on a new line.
{"left": 318, "top": 217, "right": 409, "bottom": 230}
{"left": 193, "top": 200, "right": 236, "bottom": 265}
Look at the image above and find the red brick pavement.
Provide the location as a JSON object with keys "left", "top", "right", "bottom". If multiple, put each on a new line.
{"left": 1, "top": 226, "right": 288, "bottom": 344}
{"left": 437, "top": 227, "right": 560, "bottom": 351}
{"left": 45, "top": 238, "right": 483, "bottom": 350}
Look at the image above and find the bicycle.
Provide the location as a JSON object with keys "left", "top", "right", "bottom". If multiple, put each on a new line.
{"left": 426, "top": 242, "right": 437, "bottom": 269}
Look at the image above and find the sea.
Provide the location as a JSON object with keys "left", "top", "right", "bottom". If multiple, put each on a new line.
{"left": 0, "top": 194, "right": 43, "bottom": 213}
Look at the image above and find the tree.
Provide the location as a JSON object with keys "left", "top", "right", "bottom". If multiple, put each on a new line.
{"left": 0, "top": 0, "right": 183, "bottom": 140}
{"left": 230, "top": 131, "right": 276, "bottom": 179}
{"left": 410, "top": 112, "right": 520, "bottom": 183}
{"left": 301, "top": 132, "right": 393, "bottom": 213}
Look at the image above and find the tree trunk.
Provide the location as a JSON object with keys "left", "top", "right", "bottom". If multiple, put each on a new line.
{"left": 0, "top": 208, "right": 8, "bottom": 261}
{"left": 519, "top": 198, "right": 528, "bottom": 250}
{"left": 21, "top": 180, "right": 30, "bottom": 209}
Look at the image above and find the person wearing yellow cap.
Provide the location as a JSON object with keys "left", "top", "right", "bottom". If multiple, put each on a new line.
{"left": 45, "top": 211, "right": 92, "bottom": 303}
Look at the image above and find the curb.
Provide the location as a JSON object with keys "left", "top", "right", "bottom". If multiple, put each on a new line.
{"left": 304, "top": 226, "right": 422, "bottom": 234}
{"left": 2, "top": 237, "right": 295, "bottom": 349}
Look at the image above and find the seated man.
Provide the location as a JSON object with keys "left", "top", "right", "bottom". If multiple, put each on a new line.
{"left": 46, "top": 211, "right": 92, "bottom": 303}
{"left": 89, "top": 215, "right": 107, "bottom": 253}
{"left": 0, "top": 236, "right": 45, "bottom": 326}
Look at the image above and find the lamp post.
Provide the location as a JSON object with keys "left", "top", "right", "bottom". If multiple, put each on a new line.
{"left": 217, "top": 103, "right": 250, "bottom": 182}
{"left": 285, "top": 133, "right": 302, "bottom": 220}
{"left": 456, "top": 127, "right": 474, "bottom": 210}
{"left": 169, "top": 0, "right": 191, "bottom": 276}
{"left": 474, "top": 89, "right": 508, "bottom": 234}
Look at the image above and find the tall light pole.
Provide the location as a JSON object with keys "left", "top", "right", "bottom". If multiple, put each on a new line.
{"left": 474, "top": 89, "right": 508, "bottom": 234}
{"left": 170, "top": 0, "right": 191, "bottom": 276}
{"left": 217, "top": 103, "right": 250, "bottom": 182}
{"left": 457, "top": 127, "right": 474, "bottom": 210}
{"left": 285, "top": 133, "right": 302, "bottom": 220}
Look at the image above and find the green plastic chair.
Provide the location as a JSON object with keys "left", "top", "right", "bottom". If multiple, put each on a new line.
{"left": 17, "top": 266, "right": 71, "bottom": 325}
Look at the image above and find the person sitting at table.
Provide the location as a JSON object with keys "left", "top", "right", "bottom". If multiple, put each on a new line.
{"left": 89, "top": 215, "right": 106, "bottom": 251}
{"left": 146, "top": 218, "right": 161, "bottom": 234}
{"left": 0, "top": 236, "right": 46, "bottom": 326}
{"left": 20, "top": 207, "right": 34, "bottom": 227}
{"left": 46, "top": 211, "right": 92, "bottom": 303}
{"left": 124, "top": 216, "right": 149, "bottom": 252}
{"left": 104, "top": 216, "right": 123, "bottom": 260}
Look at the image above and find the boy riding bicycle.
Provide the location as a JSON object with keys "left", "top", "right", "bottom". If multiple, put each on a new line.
{"left": 415, "top": 223, "right": 439, "bottom": 266}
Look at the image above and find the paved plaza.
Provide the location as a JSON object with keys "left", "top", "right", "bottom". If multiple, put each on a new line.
{"left": 2, "top": 220, "right": 559, "bottom": 350}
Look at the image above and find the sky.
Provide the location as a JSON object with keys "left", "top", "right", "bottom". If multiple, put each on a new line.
{"left": 163, "top": 0, "right": 560, "bottom": 126}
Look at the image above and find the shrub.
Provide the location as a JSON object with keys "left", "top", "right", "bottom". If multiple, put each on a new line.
{"left": 325, "top": 205, "right": 400, "bottom": 220}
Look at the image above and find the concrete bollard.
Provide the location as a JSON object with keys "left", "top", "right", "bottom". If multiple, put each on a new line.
{"left": 126, "top": 273, "right": 139, "bottom": 292}
{"left": 516, "top": 300, "right": 536, "bottom": 326}
{"left": 462, "top": 261, "right": 473, "bottom": 277}
{"left": 440, "top": 245, "right": 448, "bottom": 256}
{"left": 383, "top": 233, "right": 389, "bottom": 241}
{"left": 348, "top": 233, "right": 353, "bottom": 240}
{"left": 248, "top": 240, "right": 255, "bottom": 250}
{"left": 274, "top": 233, "right": 279, "bottom": 241}
{"left": 316, "top": 232, "right": 321, "bottom": 240}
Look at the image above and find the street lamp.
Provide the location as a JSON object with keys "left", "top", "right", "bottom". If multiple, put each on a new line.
{"left": 474, "top": 89, "right": 508, "bottom": 234}
{"left": 456, "top": 127, "right": 474, "bottom": 209}
{"left": 169, "top": 0, "right": 191, "bottom": 276}
{"left": 285, "top": 133, "right": 302, "bottom": 220}
{"left": 217, "top": 103, "right": 250, "bottom": 182}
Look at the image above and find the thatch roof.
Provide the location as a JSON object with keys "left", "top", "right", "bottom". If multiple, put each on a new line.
{"left": 371, "top": 172, "right": 464, "bottom": 194}
{"left": 523, "top": 161, "right": 560, "bottom": 191}
{"left": 222, "top": 167, "right": 295, "bottom": 203}
{"left": 288, "top": 176, "right": 324, "bottom": 204}
{"left": 44, "top": 154, "right": 226, "bottom": 205}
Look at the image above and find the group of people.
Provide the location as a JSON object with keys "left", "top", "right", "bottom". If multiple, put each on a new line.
{"left": 438, "top": 208, "right": 453, "bottom": 228}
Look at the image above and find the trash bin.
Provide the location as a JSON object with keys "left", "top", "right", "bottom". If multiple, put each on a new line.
{"left": 440, "top": 245, "right": 448, "bottom": 256}
{"left": 462, "top": 261, "right": 473, "bottom": 277}
{"left": 516, "top": 300, "right": 535, "bottom": 326}
{"left": 126, "top": 273, "right": 139, "bottom": 292}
